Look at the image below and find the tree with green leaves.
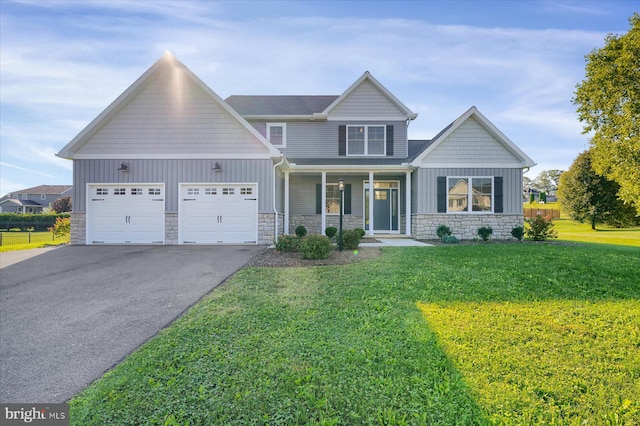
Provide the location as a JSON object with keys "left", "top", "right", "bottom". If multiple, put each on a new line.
{"left": 558, "top": 150, "right": 638, "bottom": 229}
{"left": 534, "top": 170, "right": 563, "bottom": 195}
{"left": 573, "top": 13, "right": 640, "bottom": 214}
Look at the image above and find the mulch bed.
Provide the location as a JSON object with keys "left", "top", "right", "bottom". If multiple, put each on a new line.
{"left": 246, "top": 246, "right": 382, "bottom": 267}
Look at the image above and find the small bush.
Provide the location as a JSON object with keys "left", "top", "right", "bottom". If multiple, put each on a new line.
{"left": 525, "top": 215, "right": 558, "bottom": 241}
{"left": 48, "top": 217, "right": 70, "bottom": 238}
{"left": 441, "top": 235, "right": 460, "bottom": 244}
{"left": 342, "top": 230, "right": 361, "bottom": 250}
{"left": 477, "top": 226, "right": 493, "bottom": 242}
{"left": 294, "top": 225, "right": 307, "bottom": 238}
{"left": 274, "top": 234, "right": 300, "bottom": 252}
{"left": 436, "top": 225, "right": 452, "bottom": 239}
{"left": 354, "top": 228, "right": 366, "bottom": 238}
{"left": 301, "top": 234, "right": 332, "bottom": 259}
{"left": 511, "top": 226, "right": 525, "bottom": 241}
{"left": 325, "top": 226, "right": 338, "bottom": 239}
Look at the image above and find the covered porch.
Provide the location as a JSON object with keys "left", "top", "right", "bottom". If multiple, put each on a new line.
{"left": 282, "top": 165, "right": 414, "bottom": 237}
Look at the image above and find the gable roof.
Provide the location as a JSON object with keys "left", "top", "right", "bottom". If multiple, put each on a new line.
{"left": 0, "top": 199, "right": 43, "bottom": 207}
{"left": 321, "top": 71, "right": 418, "bottom": 120}
{"left": 57, "top": 52, "right": 281, "bottom": 159}
{"left": 410, "top": 106, "right": 536, "bottom": 168}
{"left": 8, "top": 185, "right": 73, "bottom": 195}
{"left": 225, "top": 95, "right": 339, "bottom": 117}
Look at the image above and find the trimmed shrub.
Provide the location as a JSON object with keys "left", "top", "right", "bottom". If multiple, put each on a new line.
{"left": 525, "top": 215, "right": 558, "bottom": 241}
{"left": 274, "top": 234, "right": 300, "bottom": 252}
{"left": 477, "top": 226, "right": 493, "bottom": 242}
{"left": 294, "top": 225, "right": 307, "bottom": 238}
{"left": 0, "top": 213, "right": 70, "bottom": 232}
{"left": 325, "top": 226, "right": 338, "bottom": 239}
{"left": 354, "top": 228, "right": 366, "bottom": 238}
{"left": 301, "top": 234, "right": 332, "bottom": 259}
{"left": 511, "top": 226, "right": 525, "bottom": 241}
{"left": 342, "top": 230, "right": 361, "bottom": 250}
{"left": 441, "top": 235, "right": 460, "bottom": 244}
{"left": 436, "top": 225, "right": 452, "bottom": 239}
{"left": 529, "top": 192, "right": 536, "bottom": 204}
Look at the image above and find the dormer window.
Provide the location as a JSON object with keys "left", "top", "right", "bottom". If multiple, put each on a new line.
{"left": 267, "top": 123, "right": 286, "bottom": 147}
{"left": 347, "top": 125, "right": 385, "bottom": 156}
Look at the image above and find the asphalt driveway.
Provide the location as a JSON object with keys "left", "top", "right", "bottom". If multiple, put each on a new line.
{"left": 0, "top": 244, "right": 264, "bottom": 403}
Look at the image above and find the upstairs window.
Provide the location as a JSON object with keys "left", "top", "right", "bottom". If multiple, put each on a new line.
{"left": 347, "top": 125, "right": 386, "bottom": 156}
{"left": 267, "top": 123, "right": 286, "bottom": 147}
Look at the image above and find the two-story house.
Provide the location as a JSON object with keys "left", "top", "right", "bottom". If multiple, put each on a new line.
{"left": 0, "top": 185, "right": 73, "bottom": 214}
{"left": 57, "top": 52, "right": 534, "bottom": 245}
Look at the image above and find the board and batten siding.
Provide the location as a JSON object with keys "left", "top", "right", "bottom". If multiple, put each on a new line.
{"left": 415, "top": 168, "right": 523, "bottom": 214}
{"left": 73, "top": 159, "right": 274, "bottom": 213}
{"left": 75, "top": 67, "right": 270, "bottom": 156}
{"left": 329, "top": 80, "right": 409, "bottom": 120}
{"left": 247, "top": 121, "right": 407, "bottom": 159}
{"left": 419, "top": 117, "right": 522, "bottom": 166}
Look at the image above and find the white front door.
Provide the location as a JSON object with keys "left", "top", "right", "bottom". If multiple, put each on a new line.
{"left": 87, "top": 184, "right": 165, "bottom": 244}
{"left": 179, "top": 184, "right": 258, "bottom": 244}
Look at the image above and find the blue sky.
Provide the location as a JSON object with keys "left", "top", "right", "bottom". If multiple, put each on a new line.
{"left": 1, "top": 0, "right": 637, "bottom": 195}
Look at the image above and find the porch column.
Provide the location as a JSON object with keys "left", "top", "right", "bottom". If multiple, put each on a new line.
{"left": 321, "top": 171, "right": 327, "bottom": 234}
{"left": 405, "top": 171, "right": 412, "bottom": 236}
{"left": 284, "top": 171, "right": 290, "bottom": 234}
{"left": 368, "top": 171, "right": 374, "bottom": 236}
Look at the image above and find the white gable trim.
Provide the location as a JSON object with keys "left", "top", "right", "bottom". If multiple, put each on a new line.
{"left": 57, "top": 51, "right": 281, "bottom": 160}
{"left": 322, "top": 71, "right": 418, "bottom": 120}
{"left": 410, "top": 106, "right": 536, "bottom": 168}
{"left": 73, "top": 153, "right": 275, "bottom": 160}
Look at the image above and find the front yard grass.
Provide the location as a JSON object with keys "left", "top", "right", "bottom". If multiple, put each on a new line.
{"left": 70, "top": 244, "right": 640, "bottom": 425}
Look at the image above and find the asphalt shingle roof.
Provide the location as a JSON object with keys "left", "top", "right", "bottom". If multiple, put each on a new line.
{"left": 225, "top": 95, "right": 339, "bottom": 116}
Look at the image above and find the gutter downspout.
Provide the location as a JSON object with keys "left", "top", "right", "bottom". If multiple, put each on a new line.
{"left": 273, "top": 156, "right": 285, "bottom": 243}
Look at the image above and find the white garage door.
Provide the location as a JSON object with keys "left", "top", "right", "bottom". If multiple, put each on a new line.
{"left": 87, "top": 184, "right": 165, "bottom": 244}
{"left": 180, "top": 184, "right": 258, "bottom": 244}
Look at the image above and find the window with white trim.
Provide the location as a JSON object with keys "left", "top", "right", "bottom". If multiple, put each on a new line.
{"left": 131, "top": 188, "right": 143, "bottom": 195}
{"left": 222, "top": 188, "right": 235, "bottom": 195}
{"left": 267, "top": 123, "right": 286, "bottom": 147}
{"left": 447, "top": 177, "right": 493, "bottom": 213}
{"left": 325, "top": 184, "right": 342, "bottom": 214}
{"left": 114, "top": 188, "right": 126, "bottom": 195}
{"left": 187, "top": 188, "right": 199, "bottom": 196}
{"left": 347, "top": 125, "right": 385, "bottom": 156}
{"left": 240, "top": 187, "right": 252, "bottom": 195}
{"left": 41, "top": 194, "right": 47, "bottom": 200}
{"left": 205, "top": 188, "right": 217, "bottom": 195}
{"left": 96, "top": 188, "right": 108, "bottom": 195}
{"left": 148, "top": 188, "right": 161, "bottom": 195}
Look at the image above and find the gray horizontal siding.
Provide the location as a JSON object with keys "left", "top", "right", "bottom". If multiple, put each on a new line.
{"left": 415, "top": 168, "right": 523, "bottom": 214}
{"left": 73, "top": 159, "right": 274, "bottom": 213}
{"left": 247, "top": 121, "right": 407, "bottom": 159}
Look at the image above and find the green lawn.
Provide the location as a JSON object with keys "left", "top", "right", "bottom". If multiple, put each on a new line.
{"left": 553, "top": 219, "right": 640, "bottom": 247}
{"left": 70, "top": 244, "right": 639, "bottom": 425}
{"left": 0, "top": 232, "right": 69, "bottom": 252}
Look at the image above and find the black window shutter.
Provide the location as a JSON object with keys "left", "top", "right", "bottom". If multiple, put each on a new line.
{"left": 316, "top": 184, "right": 322, "bottom": 214}
{"left": 344, "top": 184, "right": 352, "bottom": 214}
{"left": 338, "top": 125, "right": 346, "bottom": 156}
{"left": 494, "top": 176, "right": 504, "bottom": 213}
{"left": 437, "top": 176, "right": 447, "bottom": 213}
{"left": 386, "top": 125, "right": 394, "bottom": 156}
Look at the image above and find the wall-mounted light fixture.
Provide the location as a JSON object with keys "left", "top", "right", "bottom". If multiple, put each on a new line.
{"left": 212, "top": 161, "right": 222, "bottom": 172}
{"left": 118, "top": 162, "right": 129, "bottom": 172}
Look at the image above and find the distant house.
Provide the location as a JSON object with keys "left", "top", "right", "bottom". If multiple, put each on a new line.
{"left": 57, "top": 52, "right": 535, "bottom": 244}
{"left": 0, "top": 185, "right": 73, "bottom": 214}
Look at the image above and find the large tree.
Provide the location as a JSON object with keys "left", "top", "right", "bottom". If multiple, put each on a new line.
{"left": 534, "top": 169, "right": 563, "bottom": 195}
{"left": 558, "top": 151, "right": 637, "bottom": 229}
{"left": 573, "top": 13, "right": 640, "bottom": 214}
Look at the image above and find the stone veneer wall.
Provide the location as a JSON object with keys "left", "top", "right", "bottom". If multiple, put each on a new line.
{"left": 259, "top": 213, "right": 284, "bottom": 244}
{"left": 289, "top": 215, "right": 364, "bottom": 235}
{"left": 70, "top": 212, "right": 86, "bottom": 245}
{"left": 165, "top": 213, "right": 178, "bottom": 244}
{"left": 412, "top": 214, "right": 523, "bottom": 240}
